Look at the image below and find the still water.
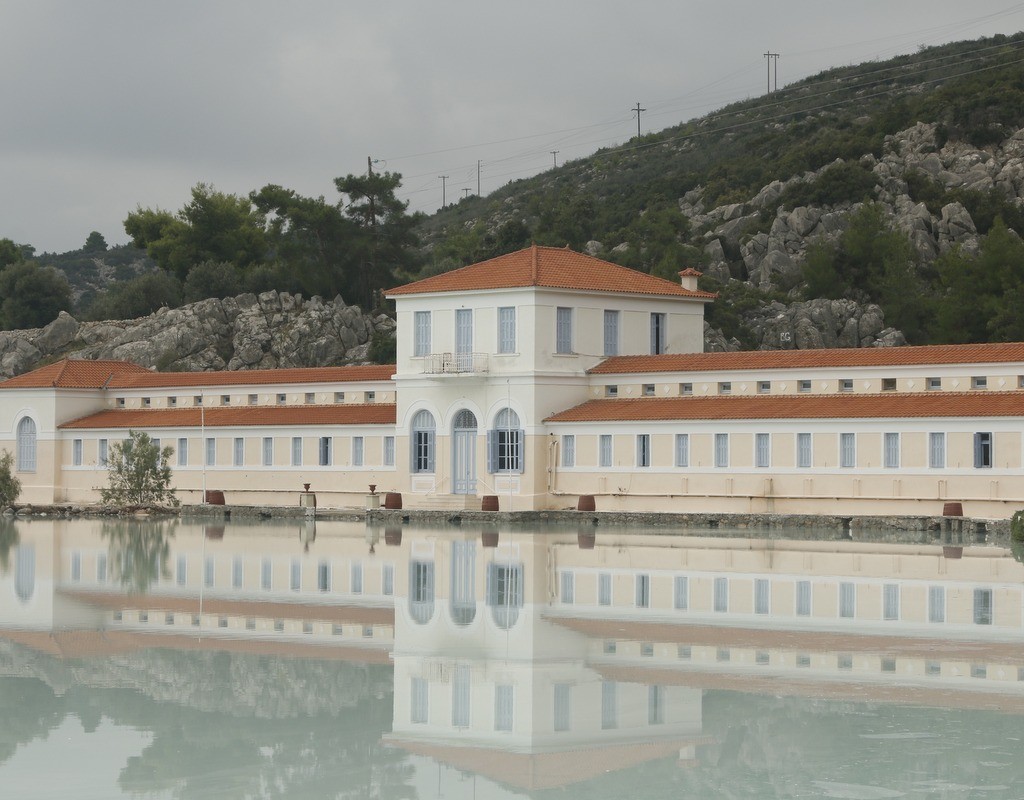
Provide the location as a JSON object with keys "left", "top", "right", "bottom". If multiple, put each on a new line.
{"left": 1, "top": 516, "right": 1023, "bottom": 799}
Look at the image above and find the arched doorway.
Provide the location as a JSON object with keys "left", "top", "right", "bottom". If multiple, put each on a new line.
{"left": 452, "top": 409, "right": 477, "bottom": 495}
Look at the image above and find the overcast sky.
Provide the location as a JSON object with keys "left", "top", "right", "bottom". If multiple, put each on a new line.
{"left": 3, "top": 1, "right": 1024, "bottom": 255}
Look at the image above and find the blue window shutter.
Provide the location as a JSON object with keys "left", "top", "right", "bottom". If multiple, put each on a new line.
{"left": 426, "top": 431, "right": 435, "bottom": 473}
{"left": 517, "top": 430, "right": 526, "bottom": 473}
{"left": 486, "top": 430, "right": 497, "bottom": 473}
{"left": 410, "top": 433, "right": 419, "bottom": 472}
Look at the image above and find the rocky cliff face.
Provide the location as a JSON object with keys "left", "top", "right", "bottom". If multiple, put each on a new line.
{"left": 0, "top": 291, "right": 396, "bottom": 379}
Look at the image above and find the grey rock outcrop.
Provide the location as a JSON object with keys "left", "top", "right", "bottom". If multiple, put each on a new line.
{"left": 0, "top": 291, "right": 396, "bottom": 379}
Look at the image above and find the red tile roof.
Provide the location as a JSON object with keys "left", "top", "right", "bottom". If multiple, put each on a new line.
{"left": 60, "top": 404, "right": 397, "bottom": 429}
{"left": 108, "top": 364, "right": 395, "bottom": 388}
{"left": 0, "top": 358, "right": 151, "bottom": 389}
{"left": 386, "top": 244, "right": 717, "bottom": 299}
{"left": 591, "top": 342, "right": 1024, "bottom": 374}
{"left": 545, "top": 392, "right": 1024, "bottom": 423}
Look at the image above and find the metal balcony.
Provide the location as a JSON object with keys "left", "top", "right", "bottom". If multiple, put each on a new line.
{"left": 421, "top": 352, "right": 489, "bottom": 375}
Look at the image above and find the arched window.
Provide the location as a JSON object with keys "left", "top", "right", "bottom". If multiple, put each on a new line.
{"left": 16, "top": 417, "right": 36, "bottom": 473}
{"left": 488, "top": 408, "right": 523, "bottom": 473}
{"left": 410, "top": 410, "right": 435, "bottom": 473}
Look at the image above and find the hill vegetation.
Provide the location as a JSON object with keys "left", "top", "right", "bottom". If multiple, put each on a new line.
{"left": 5, "top": 32, "right": 1024, "bottom": 350}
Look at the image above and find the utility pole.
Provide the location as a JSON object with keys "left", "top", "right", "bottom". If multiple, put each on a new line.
{"left": 632, "top": 102, "right": 646, "bottom": 138}
{"left": 462, "top": 188, "right": 471, "bottom": 199}
{"left": 763, "top": 52, "right": 780, "bottom": 93}
{"left": 477, "top": 160, "right": 481, "bottom": 195}
{"left": 550, "top": 150, "right": 559, "bottom": 167}
{"left": 439, "top": 175, "right": 449, "bottom": 208}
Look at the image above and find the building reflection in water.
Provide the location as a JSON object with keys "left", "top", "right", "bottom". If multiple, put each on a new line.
{"left": 0, "top": 518, "right": 1023, "bottom": 795}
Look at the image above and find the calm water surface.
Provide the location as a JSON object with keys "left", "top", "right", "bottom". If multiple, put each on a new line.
{"left": 1, "top": 516, "right": 1022, "bottom": 799}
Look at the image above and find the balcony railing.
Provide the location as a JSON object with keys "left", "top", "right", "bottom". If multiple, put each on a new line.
{"left": 422, "top": 352, "right": 489, "bottom": 375}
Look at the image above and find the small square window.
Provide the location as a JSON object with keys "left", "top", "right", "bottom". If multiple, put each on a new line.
{"left": 971, "top": 376, "right": 987, "bottom": 390}
{"left": 1018, "top": 375, "right": 1024, "bottom": 389}
{"left": 680, "top": 382, "right": 692, "bottom": 395}
{"left": 305, "top": 392, "right": 315, "bottom": 404}
{"left": 798, "top": 380, "right": 811, "bottom": 393}
{"left": 117, "top": 397, "right": 125, "bottom": 408}
{"left": 334, "top": 391, "right": 345, "bottom": 403}
{"left": 881, "top": 378, "right": 896, "bottom": 392}
{"left": 643, "top": 384, "right": 656, "bottom": 396}
{"left": 221, "top": 394, "right": 230, "bottom": 406}
{"left": 839, "top": 378, "right": 853, "bottom": 392}
{"left": 276, "top": 393, "right": 286, "bottom": 405}
{"left": 168, "top": 396, "right": 177, "bottom": 407}
{"left": 927, "top": 377, "right": 942, "bottom": 391}
{"left": 142, "top": 397, "right": 151, "bottom": 407}
{"left": 605, "top": 385, "right": 618, "bottom": 397}
{"left": 757, "top": 381, "right": 771, "bottom": 394}
{"left": 366, "top": 391, "right": 376, "bottom": 403}
{"left": 718, "top": 381, "right": 731, "bottom": 395}
{"left": 194, "top": 395, "right": 203, "bottom": 406}
{"left": 248, "top": 394, "right": 258, "bottom": 405}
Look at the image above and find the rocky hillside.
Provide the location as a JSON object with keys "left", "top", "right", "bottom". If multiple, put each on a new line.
{"left": 0, "top": 291, "right": 395, "bottom": 379}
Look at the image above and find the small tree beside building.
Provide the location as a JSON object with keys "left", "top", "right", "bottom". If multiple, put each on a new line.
{"left": 0, "top": 450, "right": 21, "bottom": 507}
{"left": 101, "top": 432, "right": 178, "bottom": 507}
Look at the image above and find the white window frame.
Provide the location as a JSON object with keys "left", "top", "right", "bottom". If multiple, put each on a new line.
{"left": 16, "top": 417, "right": 36, "bottom": 472}
{"left": 291, "top": 436, "right": 303, "bottom": 467}
{"left": 555, "top": 307, "right": 573, "bottom": 354}
{"left": 929, "top": 432, "right": 945, "bottom": 469}
{"left": 636, "top": 434, "right": 651, "bottom": 468}
{"left": 755, "top": 433, "right": 770, "bottom": 468}
{"left": 797, "top": 432, "right": 812, "bottom": 468}
{"left": 561, "top": 435, "right": 575, "bottom": 467}
{"left": 352, "top": 436, "right": 364, "bottom": 467}
{"left": 603, "top": 310, "right": 619, "bottom": 357}
{"left": 205, "top": 437, "right": 216, "bottom": 467}
{"left": 883, "top": 432, "right": 900, "bottom": 468}
{"left": 177, "top": 437, "right": 188, "bottom": 467}
{"left": 233, "top": 437, "right": 244, "bottom": 467}
{"left": 599, "top": 434, "right": 613, "bottom": 467}
{"left": 383, "top": 436, "right": 395, "bottom": 467}
{"left": 413, "top": 310, "right": 431, "bottom": 357}
{"left": 262, "top": 436, "right": 273, "bottom": 467}
{"left": 98, "top": 438, "right": 108, "bottom": 468}
{"left": 650, "top": 312, "right": 666, "bottom": 355}
{"left": 675, "top": 433, "right": 689, "bottom": 467}
{"left": 840, "top": 432, "right": 856, "bottom": 468}
{"left": 795, "top": 580, "right": 811, "bottom": 616}
{"left": 498, "top": 306, "right": 516, "bottom": 354}
{"left": 319, "top": 436, "right": 333, "bottom": 467}
{"left": 714, "top": 433, "right": 729, "bottom": 468}
{"left": 72, "top": 438, "right": 83, "bottom": 466}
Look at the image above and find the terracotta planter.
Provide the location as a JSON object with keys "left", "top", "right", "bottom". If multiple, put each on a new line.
{"left": 384, "top": 492, "right": 403, "bottom": 510}
{"left": 204, "top": 490, "right": 225, "bottom": 505}
{"left": 943, "top": 502, "right": 964, "bottom": 517}
{"left": 577, "top": 495, "right": 596, "bottom": 512}
{"left": 481, "top": 495, "right": 499, "bottom": 511}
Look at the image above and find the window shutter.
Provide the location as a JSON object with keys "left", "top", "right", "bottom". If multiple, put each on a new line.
{"left": 973, "top": 433, "right": 983, "bottom": 468}
{"left": 425, "top": 430, "right": 435, "bottom": 473}
{"left": 486, "top": 430, "right": 497, "bottom": 474}
{"left": 516, "top": 430, "right": 525, "bottom": 473}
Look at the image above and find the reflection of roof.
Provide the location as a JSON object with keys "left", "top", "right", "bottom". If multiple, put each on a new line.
{"left": 386, "top": 244, "right": 716, "bottom": 299}
{"left": 384, "top": 735, "right": 712, "bottom": 790}
{"left": 59, "top": 589, "right": 395, "bottom": 625}
{"left": 545, "top": 392, "right": 1024, "bottom": 422}
{"left": 0, "top": 359, "right": 150, "bottom": 389}
{"left": 591, "top": 341, "right": 1024, "bottom": 374}
{"left": 0, "top": 629, "right": 391, "bottom": 663}
{"left": 59, "top": 404, "right": 396, "bottom": 429}
{"left": 594, "top": 664, "right": 1024, "bottom": 714}
{"left": 547, "top": 616, "right": 1024, "bottom": 662}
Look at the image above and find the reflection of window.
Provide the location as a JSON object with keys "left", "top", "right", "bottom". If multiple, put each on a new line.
{"left": 714, "top": 577, "right": 728, "bottom": 612}
{"left": 598, "top": 573, "right": 612, "bottom": 606}
{"left": 233, "top": 557, "right": 243, "bottom": 589}
{"left": 928, "top": 585, "right": 945, "bottom": 622}
{"left": 495, "top": 685, "right": 514, "bottom": 732}
{"left": 487, "top": 562, "right": 523, "bottom": 629}
{"left": 648, "top": 685, "right": 665, "bottom": 725}
{"left": 453, "top": 665, "right": 471, "bottom": 728}
{"left": 290, "top": 559, "right": 301, "bottom": 591}
{"left": 261, "top": 558, "right": 272, "bottom": 590}
{"left": 601, "top": 681, "right": 617, "bottom": 729}
{"left": 553, "top": 684, "right": 572, "bottom": 732}
{"left": 795, "top": 580, "right": 811, "bottom": 616}
{"left": 635, "top": 574, "right": 650, "bottom": 608}
{"left": 410, "top": 560, "right": 436, "bottom": 624}
{"left": 560, "top": 571, "right": 575, "bottom": 604}
{"left": 450, "top": 540, "right": 476, "bottom": 625}
{"left": 755, "top": 578, "right": 770, "bottom": 614}
{"left": 351, "top": 563, "right": 363, "bottom": 594}
{"left": 383, "top": 565, "right": 394, "bottom": 596}
{"left": 883, "top": 584, "right": 900, "bottom": 620}
{"left": 839, "top": 582, "right": 855, "bottom": 618}
{"left": 674, "top": 576, "right": 688, "bottom": 610}
{"left": 411, "top": 678, "right": 428, "bottom": 724}
{"left": 974, "top": 588, "right": 993, "bottom": 625}
{"left": 316, "top": 561, "right": 330, "bottom": 592}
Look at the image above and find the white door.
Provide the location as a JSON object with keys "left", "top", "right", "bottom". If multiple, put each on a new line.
{"left": 452, "top": 409, "right": 477, "bottom": 495}
{"left": 455, "top": 309, "right": 473, "bottom": 371}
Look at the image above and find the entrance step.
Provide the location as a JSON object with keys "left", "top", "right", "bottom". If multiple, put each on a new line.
{"left": 409, "top": 494, "right": 482, "bottom": 511}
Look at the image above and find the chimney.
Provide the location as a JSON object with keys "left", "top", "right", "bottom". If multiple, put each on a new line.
{"left": 678, "top": 268, "right": 702, "bottom": 291}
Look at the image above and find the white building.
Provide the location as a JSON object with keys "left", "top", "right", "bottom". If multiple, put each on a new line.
{"left": 3, "top": 245, "right": 1024, "bottom": 518}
